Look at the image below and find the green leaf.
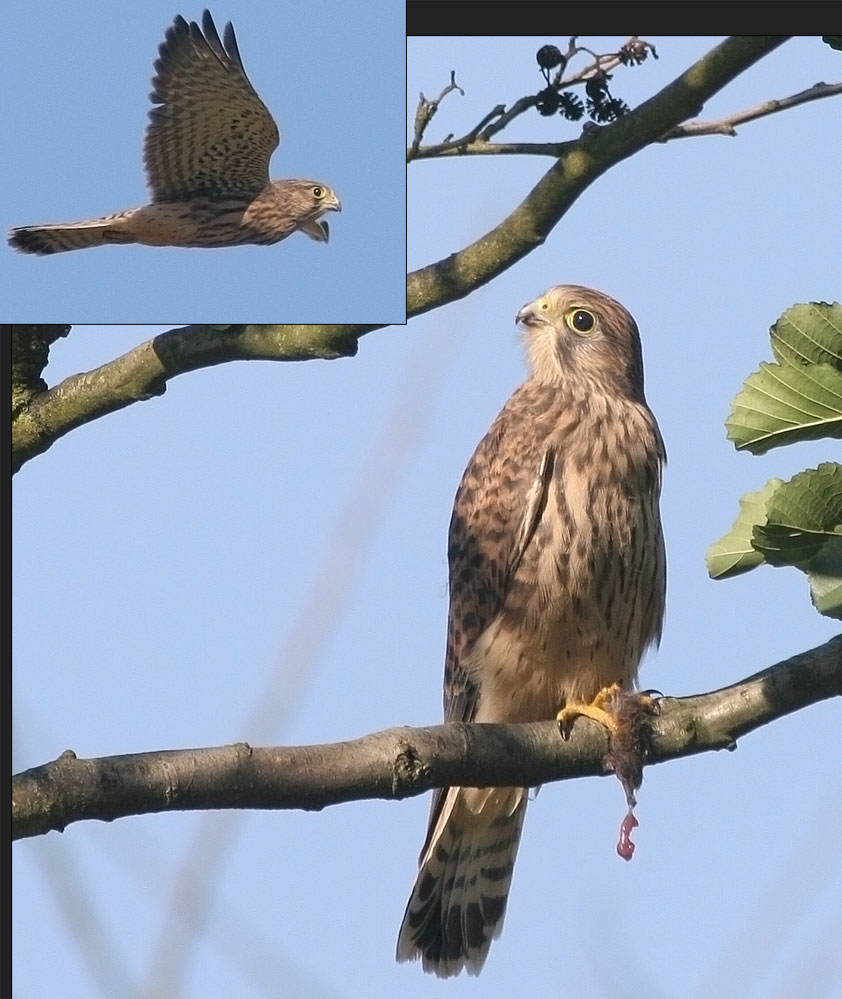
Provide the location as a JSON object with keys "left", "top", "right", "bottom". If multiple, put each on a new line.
{"left": 807, "top": 536, "right": 842, "bottom": 619}
{"left": 765, "top": 461, "right": 842, "bottom": 532}
{"left": 753, "top": 463, "right": 842, "bottom": 566}
{"left": 770, "top": 302, "right": 842, "bottom": 369}
{"left": 707, "top": 464, "right": 842, "bottom": 583}
{"left": 725, "top": 360, "right": 842, "bottom": 454}
{"left": 752, "top": 523, "right": 828, "bottom": 565}
{"left": 822, "top": 36, "right": 842, "bottom": 51}
{"left": 706, "top": 479, "right": 780, "bottom": 578}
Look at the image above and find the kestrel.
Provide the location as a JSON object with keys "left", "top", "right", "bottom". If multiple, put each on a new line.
{"left": 8, "top": 11, "right": 341, "bottom": 255}
{"left": 396, "top": 285, "right": 666, "bottom": 977}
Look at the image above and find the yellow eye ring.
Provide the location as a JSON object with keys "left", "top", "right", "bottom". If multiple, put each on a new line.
{"left": 312, "top": 186, "right": 324, "bottom": 199}
{"left": 565, "top": 308, "right": 596, "bottom": 335}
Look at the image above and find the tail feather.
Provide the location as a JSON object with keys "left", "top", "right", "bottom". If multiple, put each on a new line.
{"left": 397, "top": 786, "right": 527, "bottom": 978}
{"left": 8, "top": 215, "right": 135, "bottom": 255}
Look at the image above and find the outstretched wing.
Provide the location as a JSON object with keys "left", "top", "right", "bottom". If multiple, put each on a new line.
{"left": 145, "top": 11, "right": 280, "bottom": 201}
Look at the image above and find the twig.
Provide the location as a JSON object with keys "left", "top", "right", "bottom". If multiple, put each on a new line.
{"left": 407, "top": 39, "right": 643, "bottom": 162}
{"left": 407, "top": 36, "right": 792, "bottom": 318}
{"left": 409, "top": 79, "right": 842, "bottom": 161}
{"left": 661, "top": 80, "right": 842, "bottom": 139}
{"left": 408, "top": 71, "right": 465, "bottom": 160}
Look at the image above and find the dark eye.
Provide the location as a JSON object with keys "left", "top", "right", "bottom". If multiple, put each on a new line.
{"left": 312, "top": 186, "right": 324, "bottom": 198}
{"left": 568, "top": 309, "right": 595, "bottom": 334}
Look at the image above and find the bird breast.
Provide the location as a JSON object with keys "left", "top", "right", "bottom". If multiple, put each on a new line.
{"left": 469, "top": 396, "right": 664, "bottom": 723}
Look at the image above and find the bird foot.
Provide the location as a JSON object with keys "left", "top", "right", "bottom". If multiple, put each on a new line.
{"left": 557, "top": 685, "right": 660, "bottom": 862}
{"left": 555, "top": 682, "right": 625, "bottom": 739}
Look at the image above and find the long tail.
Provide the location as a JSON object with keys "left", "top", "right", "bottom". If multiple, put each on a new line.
{"left": 8, "top": 213, "right": 136, "bottom": 255}
{"left": 396, "top": 786, "right": 527, "bottom": 978}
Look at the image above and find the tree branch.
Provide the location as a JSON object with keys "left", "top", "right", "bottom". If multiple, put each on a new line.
{"left": 408, "top": 71, "right": 466, "bottom": 160}
{"left": 662, "top": 80, "right": 842, "bottom": 139}
{"left": 410, "top": 81, "right": 842, "bottom": 159}
{"left": 12, "top": 43, "right": 829, "bottom": 471}
{"left": 11, "top": 322, "right": 383, "bottom": 472}
{"left": 10, "top": 324, "right": 69, "bottom": 414}
{"left": 13, "top": 635, "right": 840, "bottom": 841}
{"left": 408, "top": 37, "right": 658, "bottom": 160}
{"left": 407, "top": 36, "right": 792, "bottom": 320}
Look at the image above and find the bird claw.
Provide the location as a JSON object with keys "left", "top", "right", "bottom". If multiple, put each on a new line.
{"left": 557, "top": 685, "right": 659, "bottom": 861}
{"left": 556, "top": 683, "right": 623, "bottom": 740}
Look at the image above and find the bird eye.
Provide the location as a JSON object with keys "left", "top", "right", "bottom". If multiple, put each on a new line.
{"left": 566, "top": 308, "right": 596, "bottom": 335}
{"left": 539, "top": 300, "right": 549, "bottom": 312}
{"left": 312, "top": 186, "right": 324, "bottom": 199}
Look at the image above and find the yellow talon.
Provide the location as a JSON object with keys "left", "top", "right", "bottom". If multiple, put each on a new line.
{"left": 556, "top": 683, "right": 624, "bottom": 739}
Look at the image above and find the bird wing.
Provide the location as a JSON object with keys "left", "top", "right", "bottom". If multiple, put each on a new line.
{"left": 419, "top": 382, "right": 552, "bottom": 860}
{"left": 443, "top": 384, "right": 555, "bottom": 727}
{"left": 144, "top": 11, "right": 279, "bottom": 201}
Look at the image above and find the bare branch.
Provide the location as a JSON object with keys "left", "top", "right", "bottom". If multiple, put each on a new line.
{"left": 662, "top": 80, "right": 842, "bottom": 139}
{"left": 408, "top": 71, "right": 466, "bottom": 159}
{"left": 408, "top": 37, "right": 657, "bottom": 161}
{"left": 410, "top": 96, "right": 530, "bottom": 161}
{"left": 11, "top": 322, "right": 381, "bottom": 472}
{"left": 410, "top": 79, "right": 842, "bottom": 160}
{"left": 13, "top": 635, "right": 841, "bottom": 841}
{"left": 407, "top": 37, "right": 794, "bottom": 320}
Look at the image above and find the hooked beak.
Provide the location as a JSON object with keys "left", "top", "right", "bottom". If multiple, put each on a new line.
{"left": 515, "top": 304, "right": 539, "bottom": 327}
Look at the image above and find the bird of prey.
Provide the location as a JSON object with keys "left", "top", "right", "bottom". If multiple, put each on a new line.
{"left": 8, "top": 11, "right": 341, "bottom": 255}
{"left": 396, "top": 285, "right": 666, "bottom": 977}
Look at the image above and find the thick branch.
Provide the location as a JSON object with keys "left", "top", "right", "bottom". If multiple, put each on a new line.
{"left": 12, "top": 635, "right": 840, "bottom": 841}
{"left": 10, "top": 324, "right": 69, "bottom": 416}
{"left": 11, "top": 323, "right": 382, "bottom": 472}
{"left": 407, "top": 36, "right": 790, "bottom": 319}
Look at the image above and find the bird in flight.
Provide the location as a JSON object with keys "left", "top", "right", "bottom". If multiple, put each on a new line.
{"left": 8, "top": 11, "right": 341, "bottom": 255}
{"left": 396, "top": 285, "right": 666, "bottom": 977}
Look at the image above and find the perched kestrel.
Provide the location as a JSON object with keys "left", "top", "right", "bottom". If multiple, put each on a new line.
{"left": 8, "top": 11, "right": 341, "bottom": 255}
{"left": 396, "top": 285, "right": 666, "bottom": 977}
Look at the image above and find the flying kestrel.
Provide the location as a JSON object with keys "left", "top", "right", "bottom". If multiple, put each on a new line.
{"left": 8, "top": 11, "right": 341, "bottom": 254}
{"left": 396, "top": 285, "right": 666, "bottom": 977}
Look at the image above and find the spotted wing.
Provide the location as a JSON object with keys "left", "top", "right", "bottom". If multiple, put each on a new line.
{"left": 443, "top": 384, "right": 555, "bottom": 727}
{"left": 145, "top": 11, "right": 279, "bottom": 201}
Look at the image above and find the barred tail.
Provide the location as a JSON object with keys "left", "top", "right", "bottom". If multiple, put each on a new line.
{"left": 8, "top": 214, "right": 136, "bottom": 255}
{"left": 397, "top": 786, "right": 527, "bottom": 978}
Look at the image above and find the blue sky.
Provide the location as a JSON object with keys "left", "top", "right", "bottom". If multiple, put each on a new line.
{"left": 13, "top": 35, "right": 842, "bottom": 999}
{"left": 2, "top": 0, "right": 405, "bottom": 322}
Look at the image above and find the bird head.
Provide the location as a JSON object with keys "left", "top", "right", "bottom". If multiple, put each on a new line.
{"left": 294, "top": 182, "right": 342, "bottom": 242}
{"left": 516, "top": 284, "right": 646, "bottom": 400}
